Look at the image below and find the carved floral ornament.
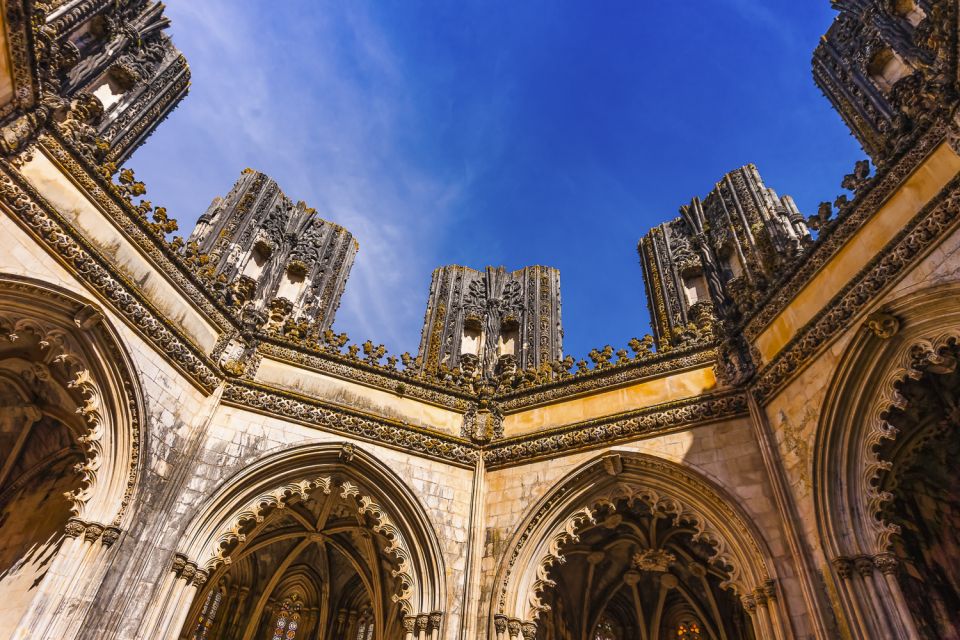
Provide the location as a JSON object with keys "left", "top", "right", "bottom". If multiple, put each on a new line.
{"left": 494, "top": 452, "right": 774, "bottom": 626}
{"left": 815, "top": 284, "right": 960, "bottom": 560}
{"left": 0, "top": 277, "right": 142, "bottom": 533}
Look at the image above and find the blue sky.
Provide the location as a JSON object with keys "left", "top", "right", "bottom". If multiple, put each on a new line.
{"left": 130, "top": 1, "right": 863, "bottom": 360}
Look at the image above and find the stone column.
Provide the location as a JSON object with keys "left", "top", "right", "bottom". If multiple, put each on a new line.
{"left": 152, "top": 556, "right": 207, "bottom": 639}
{"left": 19, "top": 520, "right": 121, "bottom": 639}
{"left": 873, "top": 553, "right": 921, "bottom": 640}
{"left": 761, "top": 579, "right": 787, "bottom": 640}
{"left": 345, "top": 610, "right": 359, "bottom": 640}
{"left": 333, "top": 609, "right": 347, "bottom": 640}
{"left": 507, "top": 618, "right": 522, "bottom": 640}
{"left": 832, "top": 556, "right": 866, "bottom": 638}
{"left": 416, "top": 613, "right": 429, "bottom": 640}
{"left": 752, "top": 588, "right": 776, "bottom": 640}
{"left": 402, "top": 615, "right": 416, "bottom": 640}
{"left": 854, "top": 555, "right": 889, "bottom": 639}
{"left": 741, "top": 595, "right": 767, "bottom": 640}
{"left": 493, "top": 615, "right": 508, "bottom": 640}
{"left": 429, "top": 611, "right": 443, "bottom": 640}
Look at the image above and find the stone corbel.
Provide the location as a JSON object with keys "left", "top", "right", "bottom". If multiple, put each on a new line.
{"left": 863, "top": 311, "right": 901, "bottom": 339}
{"left": 601, "top": 452, "right": 623, "bottom": 476}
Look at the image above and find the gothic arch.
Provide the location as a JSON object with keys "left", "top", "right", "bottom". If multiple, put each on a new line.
{"left": 0, "top": 274, "right": 144, "bottom": 527}
{"left": 0, "top": 274, "right": 146, "bottom": 637}
{"left": 492, "top": 451, "right": 787, "bottom": 640}
{"left": 815, "top": 282, "right": 960, "bottom": 639}
{"left": 154, "top": 442, "right": 446, "bottom": 640}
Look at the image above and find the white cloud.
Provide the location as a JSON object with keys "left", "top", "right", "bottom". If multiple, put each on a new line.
{"left": 152, "top": 0, "right": 482, "bottom": 353}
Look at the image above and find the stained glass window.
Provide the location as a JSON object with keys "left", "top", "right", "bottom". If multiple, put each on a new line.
{"left": 193, "top": 588, "right": 223, "bottom": 639}
{"left": 676, "top": 620, "right": 702, "bottom": 640}
{"left": 271, "top": 599, "right": 301, "bottom": 640}
{"left": 594, "top": 616, "right": 619, "bottom": 640}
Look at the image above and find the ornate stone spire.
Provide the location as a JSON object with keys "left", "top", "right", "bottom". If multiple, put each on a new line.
{"left": 416, "top": 265, "right": 562, "bottom": 378}
{"left": 187, "top": 169, "right": 358, "bottom": 333}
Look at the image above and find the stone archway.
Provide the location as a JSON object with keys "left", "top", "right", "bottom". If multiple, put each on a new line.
{"left": 815, "top": 283, "right": 960, "bottom": 639}
{"left": 0, "top": 275, "right": 144, "bottom": 638}
{"left": 147, "top": 443, "right": 446, "bottom": 640}
{"left": 492, "top": 452, "right": 787, "bottom": 640}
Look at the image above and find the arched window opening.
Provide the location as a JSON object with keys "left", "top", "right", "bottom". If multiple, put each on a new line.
{"left": 895, "top": 0, "right": 926, "bottom": 26}
{"left": 270, "top": 597, "right": 301, "bottom": 640}
{"left": 676, "top": 619, "right": 703, "bottom": 640}
{"left": 499, "top": 318, "right": 519, "bottom": 357}
{"left": 593, "top": 615, "right": 620, "bottom": 640}
{"left": 680, "top": 269, "right": 708, "bottom": 306}
{"left": 868, "top": 48, "right": 913, "bottom": 92}
{"left": 462, "top": 315, "right": 482, "bottom": 357}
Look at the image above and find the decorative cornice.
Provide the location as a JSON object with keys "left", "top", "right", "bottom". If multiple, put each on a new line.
{"left": 495, "top": 345, "right": 716, "bottom": 412}
{"left": 484, "top": 390, "right": 748, "bottom": 469}
{"left": 743, "top": 123, "right": 949, "bottom": 342}
{"left": 753, "top": 174, "right": 960, "bottom": 402}
{"left": 0, "top": 160, "right": 221, "bottom": 390}
{"left": 257, "top": 340, "right": 473, "bottom": 410}
{"left": 38, "top": 134, "right": 235, "bottom": 331}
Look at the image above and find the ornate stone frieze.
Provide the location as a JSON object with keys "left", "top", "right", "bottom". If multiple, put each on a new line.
{"left": 752, "top": 175, "right": 960, "bottom": 402}
{"left": 220, "top": 382, "right": 479, "bottom": 467}
{"left": 484, "top": 390, "right": 748, "bottom": 469}
{"left": 256, "top": 340, "right": 472, "bottom": 410}
{"left": 39, "top": 134, "right": 236, "bottom": 331}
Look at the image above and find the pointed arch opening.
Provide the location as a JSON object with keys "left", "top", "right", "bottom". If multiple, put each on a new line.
{"left": 160, "top": 444, "right": 446, "bottom": 640}
{"left": 492, "top": 452, "right": 785, "bottom": 640}
{"left": 0, "top": 276, "right": 144, "bottom": 637}
{"left": 816, "top": 284, "right": 960, "bottom": 639}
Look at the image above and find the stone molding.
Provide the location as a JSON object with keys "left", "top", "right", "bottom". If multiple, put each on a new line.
{"left": 752, "top": 174, "right": 960, "bottom": 402}
{"left": 220, "top": 381, "right": 480, "bottom": 467}
{"left": 494, "top": 452, "right": 777, "bottom": 627}
{"left": 484, "top": 390, "right": 748, "bottom": 469}
{"left": 742, "top": 122, "right": 949, "bottom": 343}
{"left": 0, "top": 159, "right": 221, "bottom": 391}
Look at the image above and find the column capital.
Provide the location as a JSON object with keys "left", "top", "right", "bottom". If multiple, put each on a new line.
{"left": 64, "top": 517, "right": 89, "bottom": 538}
{"left": 762, "top": 578, "right": 778, "bottom": 602}
{"left": 521, "top": 621, "right": 537, "bottom": 639}
{"left": 832, "top": 556, "right": 854, "bottom": 580}
{"left": 101, "top": 526, "right": 122, "bottom": 547}
{"left": 854, "top": 555, "right": 875, "bottom": 578}
{"left": 416, "top": 613, "right": 429, "bottom": 633}
{"left": 873, "top": 552, "right": 900, "bottom": 576}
